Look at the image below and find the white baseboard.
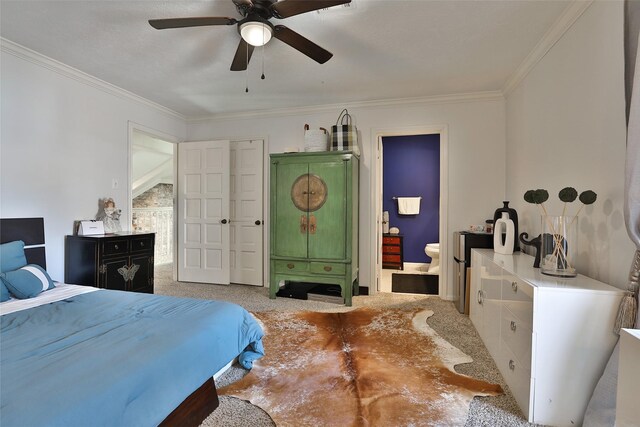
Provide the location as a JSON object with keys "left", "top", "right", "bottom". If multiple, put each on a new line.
{"left": 402, "top": 263, "right": 430, "bottom": 274}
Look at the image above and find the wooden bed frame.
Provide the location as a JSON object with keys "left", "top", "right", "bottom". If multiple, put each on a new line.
{"left": 0, "top": 217, "right": 220, "bottom": 426}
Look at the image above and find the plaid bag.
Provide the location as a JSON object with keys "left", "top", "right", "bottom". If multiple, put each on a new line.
{"left": 330, "top": 109, "right": 359, "bottom": 154}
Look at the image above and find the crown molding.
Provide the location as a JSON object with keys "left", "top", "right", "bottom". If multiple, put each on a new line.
{"left": 1, "top": 38, "right": 185, "bottom": 121}
{"left": 186, "top": 91, "right": 504, "bottom": 123}
{"left": 502, "top": 0, "right": 594, "bottom": 96}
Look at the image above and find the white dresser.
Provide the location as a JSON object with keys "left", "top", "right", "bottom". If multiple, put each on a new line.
{"left": 470, "top": 249, "right": 623, "bottom": 426}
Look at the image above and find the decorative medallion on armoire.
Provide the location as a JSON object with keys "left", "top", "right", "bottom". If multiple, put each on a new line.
{"left": 290, "top": 174, "right": 328, "bottom": 212}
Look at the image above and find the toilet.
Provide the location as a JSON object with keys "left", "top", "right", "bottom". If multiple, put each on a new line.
{"left": 424, "top": 243, "right": 440, "bottom": 274}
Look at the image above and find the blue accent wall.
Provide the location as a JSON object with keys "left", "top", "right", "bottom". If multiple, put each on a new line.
{"left": 383, "top": 134, "right": 440, "bottom": 263}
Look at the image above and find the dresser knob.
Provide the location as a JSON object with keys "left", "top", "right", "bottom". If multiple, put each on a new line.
{"left": 140, "top": 242, "right": 144, "bottom": 247}
{"left": 509, "top": 360, "right": 515, "bottom": 370}
{"left": 287, "top": 263, "right": 295, "bottom": 269}
{"left": 114, "top": 245, "right": 119, "bottom": 250}
{"left": 512, "top": 281, "right": 518, "bottom": 292}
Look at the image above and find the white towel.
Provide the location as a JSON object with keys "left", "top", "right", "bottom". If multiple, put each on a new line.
{"left": 397, "top": 197, "right": 421, "bottom": 215}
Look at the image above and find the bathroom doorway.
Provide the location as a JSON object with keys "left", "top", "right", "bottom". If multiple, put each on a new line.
{"left": 372, "top": 126, "right": 449, "bottom": 298}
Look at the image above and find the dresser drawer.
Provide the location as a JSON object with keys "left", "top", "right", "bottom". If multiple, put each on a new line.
{"left": 274, "top": 260, "right": 309, "bottom": 274}
{"left": 501, "top": 308, "right": 532, "bottom": 367}
{"left": 310, "top": 262, "right": 346, "bottom": 275}
{"left": 131, "top": 236, "right": 153, "bottom": 253}
{"left": 382, "top": 254, "right": 401, "bottom": 263}
{"left": 103, "top": 239, "right": 129, "bottom": 256}
{"left": 501, "top": 276, "right": 533, "bottom": 327}
{"left": 383, "top": 245, "right": 401, "bottom": 254}
{"left": 498, "top": 345, "right": 532, "bottom": 419}
{"left": 383, "top": 236, "right": 401, "bottom": 245}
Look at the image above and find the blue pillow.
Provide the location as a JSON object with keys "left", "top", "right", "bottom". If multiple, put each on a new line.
{"left": 0, "top": 240, "right": 28, "bottom": 273}
{"left": 0, "top": 280, "right": 10, "bottom": 302}
{"left": 0, "top": 264, "right": 55, "bottom": 299}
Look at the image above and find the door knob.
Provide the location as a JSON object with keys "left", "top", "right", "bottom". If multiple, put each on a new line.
{"left": 255, "top": 220, "right": 262, "bottom": 225}
{"left": 221, "top": 219, "right": 228, "bottom": 224}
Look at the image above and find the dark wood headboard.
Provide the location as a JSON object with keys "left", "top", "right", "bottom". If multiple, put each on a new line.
{"left": 0, "top": 218, "right": 46, "bottom": 269}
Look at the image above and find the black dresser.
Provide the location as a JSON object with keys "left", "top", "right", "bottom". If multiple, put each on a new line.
{"left": 65, "top": 232, "right": 155, "bottom": 293}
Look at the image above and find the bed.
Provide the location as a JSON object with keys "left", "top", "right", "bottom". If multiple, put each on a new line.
{"left": 0, "top": 218, "right": 264, "bottom": 426}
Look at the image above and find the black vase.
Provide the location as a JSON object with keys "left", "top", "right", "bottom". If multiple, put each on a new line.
{"left": 493, "top": 201, "right": 519, "bottom": 251}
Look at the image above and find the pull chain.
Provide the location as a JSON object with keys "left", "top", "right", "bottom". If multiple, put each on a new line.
{"left": 261, "top": 26, "right": 266, "bottom": 80}
{"left": 261, "top": 44, "right": 265, "bottom": 80}
{"left": 245, "top": 42, "right": 249, "bottom": 93}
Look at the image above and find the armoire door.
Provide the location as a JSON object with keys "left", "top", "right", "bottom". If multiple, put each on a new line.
{"left": 308, "top": 161, "right": 346, "bottom": 260}
{"left": 272, "top": 161, "right": 309, "bottom": 258}
{"left": 177, "top": 140, "right": 231, "bottom": 284}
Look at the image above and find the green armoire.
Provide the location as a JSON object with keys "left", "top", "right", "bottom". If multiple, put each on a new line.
{"left": 269, "top": 151, "right": 359, "bottom": 306}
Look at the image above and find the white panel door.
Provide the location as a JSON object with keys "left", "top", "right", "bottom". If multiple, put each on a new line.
{"left": 229, "top": 140, "right": 263, "bottom": 286}
{"left": 177, "top": 140, "right": 230, "bottom": 284}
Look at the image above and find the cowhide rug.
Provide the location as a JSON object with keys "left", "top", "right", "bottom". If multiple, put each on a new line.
{"left": 220, "top": 307, "right": 502, "bottom": 426}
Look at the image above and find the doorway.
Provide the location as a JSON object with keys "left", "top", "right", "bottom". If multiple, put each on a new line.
{"left": 373, "top": 126, "right": 449, "bottom": 299}
{"left": 380, "top": 134, "right": 440, "bottom": 293}
{"left": 130, "top": 127, "right": 177, "bottom": 267}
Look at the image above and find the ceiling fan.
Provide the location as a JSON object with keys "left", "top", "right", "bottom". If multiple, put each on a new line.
{"left": 149, "top": 0, "right": 351, "bottom": 71}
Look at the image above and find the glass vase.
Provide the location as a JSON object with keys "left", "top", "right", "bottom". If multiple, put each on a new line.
{"left": 540, "top": 215, "right": 578, "bottom": 277}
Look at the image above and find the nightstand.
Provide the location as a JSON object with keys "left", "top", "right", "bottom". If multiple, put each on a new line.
{"left": 382, "top": 233, "right": 403, "bottom": 270}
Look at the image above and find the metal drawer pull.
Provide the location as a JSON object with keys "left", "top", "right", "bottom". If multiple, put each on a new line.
{"left": 512, "top": 281, "right": 518, "bottom": 292}
{"left": 114, "top": 244, "right": 119, "bottom": 250}
{"left": 324, "top": 266, "right": 332, "bottom": 272}
{"left": 510, "top": 320, "right": 517, "bottom": 332}
{"left": 140, "top": 242, "right": 144, "bottom": 247}
{"left": 287, "top": 263, "right": 295, "bottom": 269}
{"left": 509, "top": 360, "right": 515, "bottom": 370}
{"left": 477, "top": 290, "right": 483, "bottom": 304}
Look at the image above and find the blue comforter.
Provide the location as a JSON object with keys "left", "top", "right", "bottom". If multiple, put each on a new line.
{"left": 0, "top": 290, "right": 264, "bottom": 427}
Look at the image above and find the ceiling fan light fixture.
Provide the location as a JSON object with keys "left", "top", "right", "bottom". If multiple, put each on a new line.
{"left": 240, "top": 20, "right": 273, "bottom": 46}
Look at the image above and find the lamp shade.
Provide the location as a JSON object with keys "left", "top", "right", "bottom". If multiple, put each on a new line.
{"left": 240, "top": 21, "right": 273, "bottom": 47}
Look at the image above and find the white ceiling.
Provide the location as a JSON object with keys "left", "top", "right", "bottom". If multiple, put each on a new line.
{"left": 0, "top": 0, "right": 571, "bottom": 118}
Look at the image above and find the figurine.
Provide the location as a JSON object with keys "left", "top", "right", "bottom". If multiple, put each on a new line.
{"left": 96, "top": 198, "right": 122, "bottom": 233}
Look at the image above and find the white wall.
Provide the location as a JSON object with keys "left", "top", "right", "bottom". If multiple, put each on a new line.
{"left": 505, "top": 1, "right": 634, "bottom": 290}
{"left": 187, "top": 97, "right": 507, "bottom": 296}
{"left": 0, "top": 47, "right": 186, "bottom": 281}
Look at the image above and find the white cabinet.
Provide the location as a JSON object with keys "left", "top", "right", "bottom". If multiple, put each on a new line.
{"left": 470, "top": 249, "right": 623, "bottom": 427}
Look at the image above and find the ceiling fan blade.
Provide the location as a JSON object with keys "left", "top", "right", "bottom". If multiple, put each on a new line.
{"left": 273, "top": 25, "right": 333, "bottom": 64}
{"left": 232, "top": 0, "right": 254, "bottom": 7}
{"left": 271, "top": 0, "right": 351, "bottom": 19}
{"left": 230, "top": 39, "right": 255, "bottom": 71}
{"left": 149, "top": 17, "right": 237, "bottom": 30}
